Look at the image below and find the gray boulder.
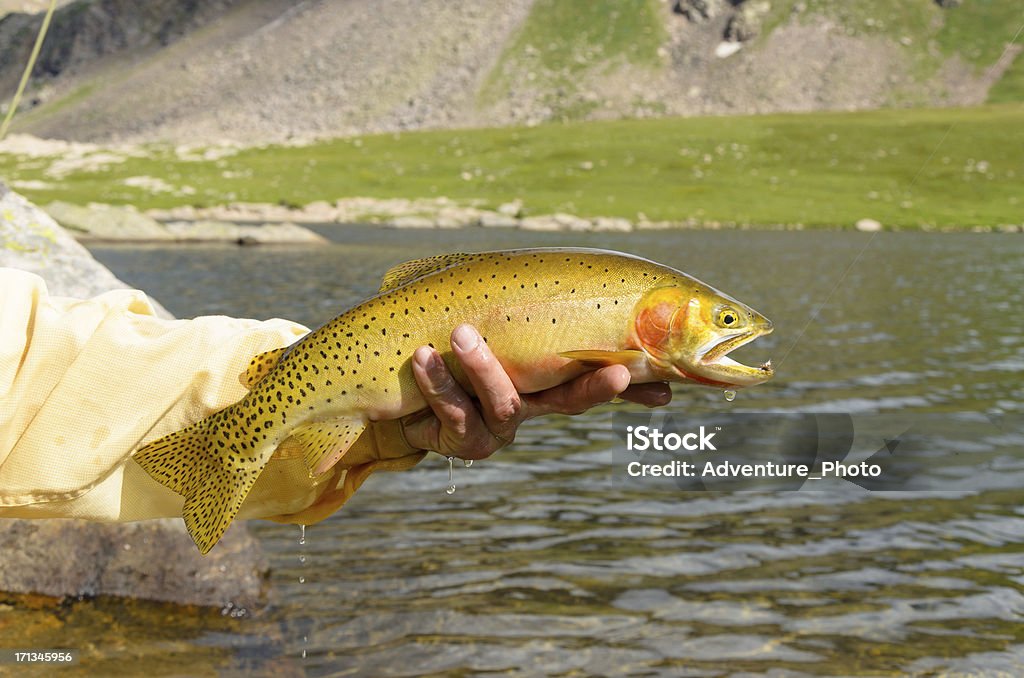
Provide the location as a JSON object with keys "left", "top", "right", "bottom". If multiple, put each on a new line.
{"left": 673, "top": 0, "right": 724, "bottom": 22}
{"left": 497, "top": 200, "right": 523, "bottom": 218}
{"left": 237, "top": 221, "right": 330, "bottom": 244}
{"left": 552, "top": 212, "right": 594, "bottom": 232}
{"left": 592, "top": 217, "right": 634, "bottom": 233}
{"left": 390, "top": 215, "right": 439, "bottom": 229}
{"left": 164, "top": 219, "right": 328, "bottom": 245}
{"left": 0, "top": 183, "right": 266, "bottom": 609}
{"left": 519, "top": 215, "right": 563, "bottom": 231}
{"left": 725, "top": 1, "right": 772, "bottom": 43}
{"left": 163, "top": 218, "right": 244, "bottom": 241}
{"left": 2, "top": 189, "right": 132, "bottom": 300}
{"left": 479, "top": 211, "right": 520, "bottom": 228}
{"left": 45, "top": 200, "right": 174, "bottom": 242}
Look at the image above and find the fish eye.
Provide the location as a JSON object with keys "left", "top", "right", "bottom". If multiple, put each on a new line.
{"left": 717, "top": 308, "right": 739, "bottom": 327}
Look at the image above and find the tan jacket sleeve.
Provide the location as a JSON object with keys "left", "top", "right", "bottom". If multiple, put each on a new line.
{"left": 0, "top": 268, "right": 426, "bottom": 526}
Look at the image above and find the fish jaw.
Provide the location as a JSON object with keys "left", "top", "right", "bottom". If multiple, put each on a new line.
{"left": 633, "top": 285, "right": 776, "bottom": 389}
{"left": 690, "top": 319, "right": 775, "bottom": 387}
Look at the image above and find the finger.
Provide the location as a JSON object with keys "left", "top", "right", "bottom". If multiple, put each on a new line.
{"left": 619, "top": 382, "right": 673, "bottom": 408}
{"left": 397, "top": 407, "right": 442, "bottom": 454}
{"left": 408, "top": 346, "right": 473, "bottom": 445}
{"left": 407, "top": 346, "right": 497, "bottom": 459}
{"left": 522, "top": 364, "right": 631, "bottom": 418}
{"left": 450, "top": 324, "right": 522, "bottom": 445}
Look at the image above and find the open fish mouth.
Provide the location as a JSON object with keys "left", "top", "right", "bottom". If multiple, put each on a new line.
{"left": 699, "top": 326, "right": 775, "bottom": 377}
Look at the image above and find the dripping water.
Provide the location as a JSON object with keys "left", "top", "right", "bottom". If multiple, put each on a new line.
{"left": 446, "top": 456, "right": 456, "bottom": 495}
{"left": 299, "top": 525, "right": 308, "bottom": 658}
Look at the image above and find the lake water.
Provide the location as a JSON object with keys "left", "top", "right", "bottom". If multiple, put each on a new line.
{"left": 17, "top": 227, "right": 1024, "bottom": 675}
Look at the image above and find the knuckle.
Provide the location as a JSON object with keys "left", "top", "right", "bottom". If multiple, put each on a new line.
{"left": 493, "top": 428, "right": 516, "bottom": 447}
{"left": 427, "top": 371, "right": 459, "bottom": 398}
{"left": 448, "top": 414, "right": 469, "bottom": 439}
{"left": 492, "top": 394, "right": 523, "bottom": 424}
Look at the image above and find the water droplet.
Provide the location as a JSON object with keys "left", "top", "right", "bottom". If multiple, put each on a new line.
{"left": 724, "top": 390, "right": 736, "bottom": 402}
{"left": 299, "top": 524, "right": 306, "bottom": 546}
{"left": 298, "top": 576, "right": 305, "bottom": 584}
{"left": 299, "top": 555, "right": 306, "bottom": 564}
{"left": 463, "top": 459, "right": 473, "bottom": 467}
{"left": 445, "top": 455, "right": 456, "bottom": 495}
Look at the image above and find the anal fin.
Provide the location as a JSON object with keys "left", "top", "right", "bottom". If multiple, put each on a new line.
{"left": 288, "top": 417, "right": 368, "bottom": 477}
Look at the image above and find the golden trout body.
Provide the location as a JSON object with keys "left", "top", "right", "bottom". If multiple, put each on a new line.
{"left": 135, "top": 248, "right": 774, "bottom": 553}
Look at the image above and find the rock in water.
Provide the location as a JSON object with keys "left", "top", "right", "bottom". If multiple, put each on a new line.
{"left": 855, "top": 218, "right": 883, "bottom": 232}
{"left": 44, "top": 200, "right": 174, "bottom": 242}
{"left": 0, "top": 183, "right": 266, "bottom": 608}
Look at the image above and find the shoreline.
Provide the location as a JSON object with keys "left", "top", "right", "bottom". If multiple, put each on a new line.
{"left": 106, "top": 199, "right": 1024, "bottom": 241}
{"left": 28, "top": 196, "right": 1024, "bottom": 246}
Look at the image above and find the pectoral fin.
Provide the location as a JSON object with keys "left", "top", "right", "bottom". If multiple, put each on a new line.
{"left": 558, "top": 349, "right": 647, "bottom": 367}
{"left": 288, "top": 417, "right": 368, "bottom": 477}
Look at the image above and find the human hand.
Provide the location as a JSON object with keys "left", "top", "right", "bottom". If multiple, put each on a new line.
{"left": 400, "top": 323, "right": 672, "bottom": 460}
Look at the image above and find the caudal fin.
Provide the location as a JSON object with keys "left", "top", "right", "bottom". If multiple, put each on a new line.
{"left": 134, "top": 413, "right": 264, "bottom": 555}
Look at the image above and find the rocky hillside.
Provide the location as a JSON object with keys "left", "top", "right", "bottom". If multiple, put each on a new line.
{"left": 0, "top": 0, "right": 1021, "bottom": 144}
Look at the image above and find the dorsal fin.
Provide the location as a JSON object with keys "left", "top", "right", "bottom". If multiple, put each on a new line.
{"left": 379, "top": 253, "right": 475, "bottom": 292}
{"left": 239, "top": 346, "right": 289, "bottom": 389}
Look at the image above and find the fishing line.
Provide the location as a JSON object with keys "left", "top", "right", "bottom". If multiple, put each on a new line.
{"left": 773, "top": 18, "right": 1024, "bottom": 371}
{"left": 0, "top": 0, "right": 58, "bottom": 141}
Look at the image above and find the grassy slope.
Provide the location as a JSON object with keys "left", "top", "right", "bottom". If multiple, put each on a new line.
{"left": 479, "top": 0, "right": 666, "bottom": 115}
{"left": 988, "top": 53, "right": 1024, "bottom": 103}
{"left": 1, "top": 104, "right": 1021, "bottom": 229}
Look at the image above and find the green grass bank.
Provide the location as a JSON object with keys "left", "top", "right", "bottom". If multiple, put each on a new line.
{"left": 1, "top": 104, "right": 1022, "bottom": 229}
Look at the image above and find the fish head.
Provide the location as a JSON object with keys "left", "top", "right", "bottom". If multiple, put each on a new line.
{"left": 632, "top": 283, "right": 774, "bottom": 388}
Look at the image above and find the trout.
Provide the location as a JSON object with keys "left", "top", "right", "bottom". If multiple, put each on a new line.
{"left": 134, "top": 248, "right": 774, "bottom": 553}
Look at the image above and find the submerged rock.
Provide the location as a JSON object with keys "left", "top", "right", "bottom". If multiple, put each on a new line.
{"left": 0, "top": 183, "right": 266, "bottom": 608}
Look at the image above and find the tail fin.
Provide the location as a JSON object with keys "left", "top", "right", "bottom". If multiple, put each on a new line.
{"left": 134, "top": 413, "right": 264, "bottom": 555}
